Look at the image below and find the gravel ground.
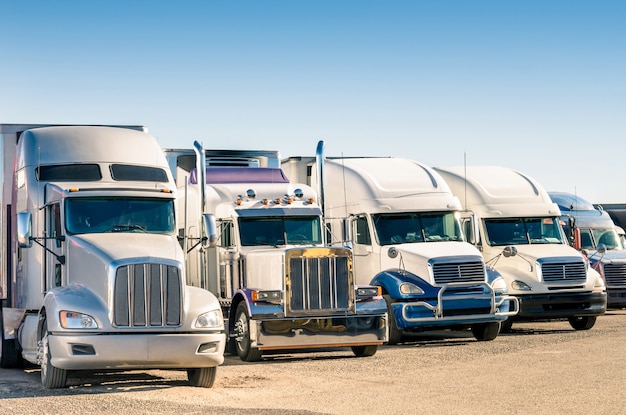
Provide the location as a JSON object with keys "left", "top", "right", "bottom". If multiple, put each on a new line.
{"left": 1, "top": 310, "right": 625, "bottom": 415}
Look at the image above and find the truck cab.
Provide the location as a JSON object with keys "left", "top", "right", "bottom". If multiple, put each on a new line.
{"left": 1, "top": 125, "right": 225, "bottom": 388}
{"left": 434, "top": 166, "right": 607, "bottom": 331}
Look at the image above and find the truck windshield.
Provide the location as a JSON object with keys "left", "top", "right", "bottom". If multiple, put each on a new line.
{"left": 580, "top": 228, "right": 624, "bottom": 250}
{"left": 372, "top": 212, "right": 463, "bottom": 245}
{"left": 238, "top": 216, "right": 322, "bottom": 246}
{"left": 65, "top": 197, "right": 175, "bottom": 235}
{"left": 484, "top": 217, "right": 565, "bottom": 246}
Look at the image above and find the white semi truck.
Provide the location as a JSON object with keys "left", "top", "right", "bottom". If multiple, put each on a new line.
{"left": 549, "top": 191, "right": 626, "bottom": 308}
{"left": 434, "top": 166, "right": 607, "bottom": 331}
{"left": 0, "top": 125, "right": 225, "bottom": 389}
{"left": 282, "top": 144, "right": 518, "bottom": 344}
{"left": 163, "top": 143, "right": 388, "bottom": 362}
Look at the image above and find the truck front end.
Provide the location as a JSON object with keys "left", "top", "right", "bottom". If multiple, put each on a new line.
{"left": 233, "top": 246, "right": 387, "bottom": 357}
{"left": 479, "top": 215, "right": 607, "bottom": 330}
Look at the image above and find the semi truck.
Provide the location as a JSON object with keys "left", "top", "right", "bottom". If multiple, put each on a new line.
{"left": 163, "top": 143, "right": 388, "bottom": 362}
{"left": 282, "top": 143, "right": 518, "bottom": 345}
{"left": 549, "top": 192, "right": 626, "bottom": 308}
{"left": 433, "top": 166, "right": 607, "bottom": 331}
{"left": 0, "top": 125, "right": 225, "bottom": 389}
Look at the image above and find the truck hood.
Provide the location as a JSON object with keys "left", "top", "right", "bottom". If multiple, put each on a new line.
{"left": 63, "top": 233, "right": 184, "bottom": 310}
{"left": 68, "top": 233, "right": 183, "bottom": 264}
{"left": 485, "top": 244, "right": 583, "bottom": 264}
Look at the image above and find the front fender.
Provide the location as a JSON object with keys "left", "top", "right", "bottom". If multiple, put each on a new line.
{"left": 371, "top": 269, "right": 439, "bottom": 299}
{"left": 42, "top": 283, "right": 109, "bottom": 332}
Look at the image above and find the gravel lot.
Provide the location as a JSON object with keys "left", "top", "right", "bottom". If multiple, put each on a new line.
{"left": 1, "top": 310, "right": 625, "bottom": 415}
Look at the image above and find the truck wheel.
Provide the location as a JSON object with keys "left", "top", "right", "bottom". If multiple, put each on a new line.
{"left": 351, "top": 345, "right": 378, "bottom": 357}
{"left": 471, "top": 322, "right": 500, "bottom": 341}
{"left": 568, "top": 316, "right": 596, "bottom": 330}
{"left": 384, "top": 295, "right": 402, "bottom": 345}
{"left": 499, "top": 317, "right": 513, "bottom": 333}
{"left": 234, "top": 303, "right": 262, "bottom": 362}
{"left": 40, "top": 319, "right": 67, "bottom": 389}
{"left": 187, "top": 367, "right": 217, "bottom": 388}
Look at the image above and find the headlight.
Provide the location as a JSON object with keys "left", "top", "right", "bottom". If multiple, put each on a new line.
{"left": 511, "top": 280, "right": 532, "bottom": 291}
{"left": 356, "top": 286, "right": 381, "bottom": 298}
{"left": 490, "top": 277, "right": 508, "bottom": 293}
{"left": 399, "top": 282, "right": 424, "bottom": 295}
{"left": 252, "top": 290, "right": 282, "bottom": 304}
{"left": 59, "top": 310, "right": 98, "bottom": 329}
{"left": 195, "top": 309, "right": 223, "bottom": 329}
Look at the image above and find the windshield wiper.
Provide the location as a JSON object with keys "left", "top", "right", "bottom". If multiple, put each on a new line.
{"left": 106, "top": 224, "right": 148, "bottom": 233}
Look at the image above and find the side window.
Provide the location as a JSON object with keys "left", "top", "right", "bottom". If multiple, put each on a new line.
{"left": 219, "top": 220, "right": 234, "bottom": 247}
{"left": 353, "top": 215, "right": 371, "bottom": 245}
{"left": 49, "top": 203, "right": 62, "bottom": 248}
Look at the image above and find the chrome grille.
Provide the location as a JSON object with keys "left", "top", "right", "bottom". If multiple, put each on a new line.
{"left": 432, "top": 260, "right": 485, "bottom": 285}
{"left": 114, "top": 263, "right": 182, "bottom": 327}
{"left": 602, "top": 263, "right": 626, "bottom": 287}
{"left": 541, "top": 261, "right": 587, "bottom": 283}
{"left": 287, "top": 248, "right": 354, "bottom": 316}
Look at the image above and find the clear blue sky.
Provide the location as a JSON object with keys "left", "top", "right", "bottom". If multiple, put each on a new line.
{"left": 1, "top": 1, "right": 624, "bottom": 203}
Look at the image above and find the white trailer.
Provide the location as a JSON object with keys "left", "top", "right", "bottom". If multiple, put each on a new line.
{"left": 164, "top": 143, "right": 388, "bottom": 362}
{"left": 282, "top": 143, "right": 518, "bottom": 344}
{"left": 0, "top": 125, "right": 225, "bottom": 388}
{"left": 434, "top": 166, "right": 607, "bottom": 331}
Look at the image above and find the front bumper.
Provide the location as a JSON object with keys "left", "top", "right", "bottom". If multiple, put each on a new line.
{"left": 251, "top": 314, "right": 388, "bottom": 350}
{"left": 393, "top": 294, "right": 518, "bottom": 330}
{"left": 48, "top": 332, "right": 225, "bottom": 370}
{"left": 607, "top": 287, "right": 626, "bottom": 308}
{"left": 515, "top": 291, "right": 607, "bottom": 319}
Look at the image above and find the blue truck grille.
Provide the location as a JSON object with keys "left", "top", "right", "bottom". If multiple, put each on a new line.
{"left": 114, "top": 263, "right": 182, "bottom": 327}
{"left": 432, "top": 260, "right": 486, "bottom": 285}
{"left": 540, "top": 261, "right": 587, "bottom": 283}
{"left": 602, "top": 263, "right": 626, "bottom": 287}
{"left": 286, "top": 248, "right": 354, "bottom": 316}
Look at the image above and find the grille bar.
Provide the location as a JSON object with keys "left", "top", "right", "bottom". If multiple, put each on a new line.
{"left": 432, "top": 260, "right": 485, "bottom": 285}
{"left": 287, "top": 249, "right": 353, "bottom": 316}
{"left": 541, "top": 261, "right": 587, "bottom": 283}
{"left": 114, "top": 263, "right": 182, "bottom": 327}
{"left": 603, "top": 263, "right": 626, "bottom": 287}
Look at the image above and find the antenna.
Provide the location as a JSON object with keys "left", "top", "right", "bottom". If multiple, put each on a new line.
{"left": 463, "top": 151, "right": 467, "bottom": 210}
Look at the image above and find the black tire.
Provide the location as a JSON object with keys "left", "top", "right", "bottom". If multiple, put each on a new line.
{"left": 187, "top": 367, "right": 217, "bottom": 388}
{"left": 499, "top": 318, "right": 513, "bottom": 333}
{"left": 471, "top": 322, "right": 500, "bottom": 341}
{"left": 233, "top": 302, "right": 262, "bottom": 362}
{"left": 351, "top": 345, "right": 378, "bottom": 357}
{"left": 40, "top": 319, "right": 67, "bottom": 389}
{"left": 568, "top": 315, "right": 596, "bottom": 330}
{"left": 383, "top": 295, "right": 402, "bottom": 345}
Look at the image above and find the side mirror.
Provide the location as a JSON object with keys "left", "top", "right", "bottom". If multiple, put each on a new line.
{"left": 596, "top": 243, "right": 607, "bottom": 255}
{"left": 202, "top": 213, "right": 217, "bottom": 248}
{"left": 502, "top": 246, "right": 518, "bottom": 257}
{"left": 17, "top": 211, "right": 33, "bottom": 248}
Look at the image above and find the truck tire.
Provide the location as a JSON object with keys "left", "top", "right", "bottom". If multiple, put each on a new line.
{"left": 187, "top": 367, "right": 217, "bottom": 388}
{"left": 40, "top": 319, "right": 67, "bottom": 389}
{"left": 568, "top": 316, "right": 596, "bottom": 330}
{"left": 471, "top": 322, "right": 500, "bottom": 341}
{"left": 384, "top": 295, "right": 402, "bottom": 345}
{"left": 351, "top": 345, "right": 378, "bottom": 357}
{"left": 234, "top": 302, "right": 262, "bottom": 362}
{"left": 499, "top": 317, "right": 513, "bottom": 333}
